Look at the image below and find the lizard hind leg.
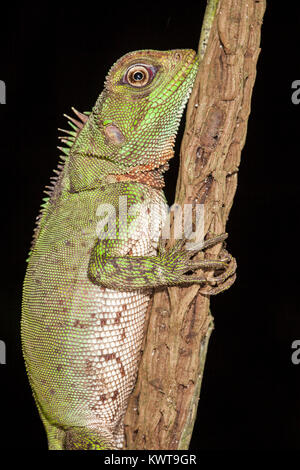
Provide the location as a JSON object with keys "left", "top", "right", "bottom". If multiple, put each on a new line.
{"left": 64, "top": 426, "right": 114, "bottom": 450}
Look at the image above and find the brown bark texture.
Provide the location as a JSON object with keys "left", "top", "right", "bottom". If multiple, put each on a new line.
{"left": 124, "top": 0, "right": 266, "bottom": 450}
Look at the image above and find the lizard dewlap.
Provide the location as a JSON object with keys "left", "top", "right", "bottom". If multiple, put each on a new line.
{"left": 22, "top": 49, "right": 233, "bottom": 450}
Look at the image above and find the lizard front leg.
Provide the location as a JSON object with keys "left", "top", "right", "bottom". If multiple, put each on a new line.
{"left": 88, "top": 233, "right": 236, "bottom": 292}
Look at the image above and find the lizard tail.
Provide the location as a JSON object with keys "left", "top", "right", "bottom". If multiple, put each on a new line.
{"left": 64, "top": 426, "right": 114, "bottom": 450}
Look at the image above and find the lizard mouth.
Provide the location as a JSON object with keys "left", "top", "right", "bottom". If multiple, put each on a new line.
{"left": 117, "top": 50, "right": 199, "bottom": 184}
{"left": 164, "top": 49, "right": 199, "bottom": 96}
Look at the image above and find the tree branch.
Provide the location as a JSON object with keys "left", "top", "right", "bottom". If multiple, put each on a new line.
{"left": 124, "top": 0, "right": 266, "bottom": 450}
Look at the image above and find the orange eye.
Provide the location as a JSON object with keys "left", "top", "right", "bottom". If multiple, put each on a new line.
{"left": 123, "top": 64, "right": 156, "bottom": 88}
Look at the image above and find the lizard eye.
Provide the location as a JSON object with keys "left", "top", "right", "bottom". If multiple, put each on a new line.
{"left": 123, "top": 64, "right": 156, "bottom": 88}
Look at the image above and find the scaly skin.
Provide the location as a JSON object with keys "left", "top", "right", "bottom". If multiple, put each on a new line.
{"left": 22, "top": 49, "right": 235, "bottom": 450}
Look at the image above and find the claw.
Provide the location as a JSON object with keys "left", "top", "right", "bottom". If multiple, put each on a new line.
{"left": 186, "top": 233, "right": 228, "bottom": 254}
{"left": 206, "top": 252, "right": 237, "bottom": 284}
{"left": 199, "top": 273, "right": 237, "bottom": 295}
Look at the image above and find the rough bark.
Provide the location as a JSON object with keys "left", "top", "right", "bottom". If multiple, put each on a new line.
{"left": 124, "top": 0, "right": 266, "bottom": 450}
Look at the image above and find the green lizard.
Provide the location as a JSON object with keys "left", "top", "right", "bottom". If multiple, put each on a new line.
{"left": 22, "top": 49, "right": 236, "bottom": 450}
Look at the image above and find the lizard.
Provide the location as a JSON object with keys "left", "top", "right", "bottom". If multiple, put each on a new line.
{"left": 21, "top": 48, "right": 236, "bottom": 450}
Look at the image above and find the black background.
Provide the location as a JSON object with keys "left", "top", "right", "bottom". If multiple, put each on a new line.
{"left": 0, "top": 2, "right": 299, "bottom": 451}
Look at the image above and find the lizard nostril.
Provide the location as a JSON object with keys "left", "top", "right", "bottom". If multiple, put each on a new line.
{"left": 174, "top": 52, "right": 182, "bottom": 61}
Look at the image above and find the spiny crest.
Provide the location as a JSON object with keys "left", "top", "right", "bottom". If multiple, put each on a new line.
{"left": 28, "top": 107, "right": 90, "bottom": 256}
{"left": 58, "top": 107, "right": 90, "bottom": 147}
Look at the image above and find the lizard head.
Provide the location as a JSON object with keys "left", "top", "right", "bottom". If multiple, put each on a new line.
{"left": 68, "top": 49, "right": 198, "bottom": 191}
{"left": 99, "top": 49, "right": 199, "bottom": 166}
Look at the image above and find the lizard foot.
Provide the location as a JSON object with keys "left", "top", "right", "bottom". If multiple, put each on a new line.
{"left": 159, "top": 233, "right": 237, "bottom": 294}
